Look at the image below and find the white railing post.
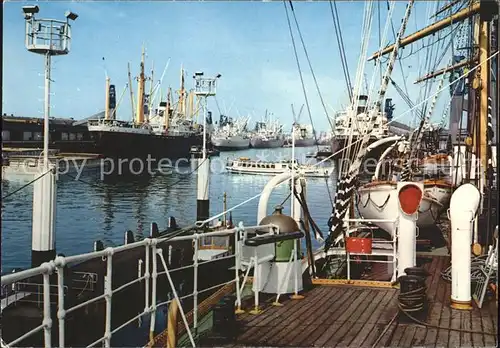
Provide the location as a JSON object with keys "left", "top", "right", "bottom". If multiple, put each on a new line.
{"left": 149, "top": 240, "right": 158, "bottom": 341}
{"left": 104, "top": 248, "right": 114, "bottom": 348}
{"left": 144, "top": 239, "right": 150, "bottom": 315}
{"left": 290, "top": 238, "right": 304, "bottom": 300}
{"left": 250, "top": 248, "right": 260, "bottom": 313}
{"left": 347, "top": 248, "right": 351, "bottom": 280}
{"left": 234, "top": 226, "right": 244, "bottom": 314}
{"left": 293, "top": 239, "right": 298, "bottom": 295}
{"left": 392, "top": 221, "right": 398, "bottom": 282}
{"left": 157, "top": 249, "right": 196, "bottom": 348}
{"left": 54, "top": 257, "right": 66, "bottom": 348}
{"left": 239, "top": 257, "right": 253, "bottom": 296}
{"left": 42, "top": 264, "right": 53, "bottom": 348}
{"left": 193, "top": 233, "right": 199, "bottom": 332}
{"left": 273, "top": 251, "right": 295, "bottom": 305}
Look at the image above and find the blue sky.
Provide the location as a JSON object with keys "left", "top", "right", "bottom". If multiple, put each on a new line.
{"left": 3, "top": 1, "right": 459, "bottom": 131}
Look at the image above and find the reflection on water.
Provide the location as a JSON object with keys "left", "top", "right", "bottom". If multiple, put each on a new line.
{"left": 1, "top": 147, "right": 337, "bottom": 271}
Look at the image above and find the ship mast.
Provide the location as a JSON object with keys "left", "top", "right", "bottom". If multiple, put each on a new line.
{"left": 178, "top": 65, "right": 185, "bottom": 117}
{"left": 389, "top": 1, "right": 496, "bottom": 188}
{"left": 127, "top": 62, "right": 135, "bottom": 121}
{"left": 165, "top": 87, "right": 171, "bottom": 129}
{"left": 136, "top": 46, "right": 146, "bottom": 124}
{"left": 380, "top": 1, "right": 499, "bottom": 249}
{"left": 104, "top": 76, "right": 111, "bottom": 120}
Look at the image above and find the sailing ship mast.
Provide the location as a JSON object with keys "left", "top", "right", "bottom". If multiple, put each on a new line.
{"left": 135, "top": 46, "right": 146, "bottom": 125}
{"left": 373, "top": 1, "right": 494, "bottom": 186}
{"left": 325, "top": 1, "right": 415, "bottom": 249}
{"left": 371, "top": 1, "right": 499, "bottom": 247}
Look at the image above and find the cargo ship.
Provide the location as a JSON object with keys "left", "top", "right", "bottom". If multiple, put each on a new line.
{"left": 87, "top": 49, "right": 203, "bottom": 166}
{"left": 1, "top": 114, "right": 98, "bottom": 154}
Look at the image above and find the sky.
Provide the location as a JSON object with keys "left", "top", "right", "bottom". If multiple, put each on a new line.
{"left": 2, "top": 1, "right": 461, "bottom": 131}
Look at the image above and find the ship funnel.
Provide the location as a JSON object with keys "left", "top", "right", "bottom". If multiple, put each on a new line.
{"left": 448, "top": 183, "right": 481, "bottom": 310}
{"left": 396, "top": 182, "right": 424, "bottom": 278}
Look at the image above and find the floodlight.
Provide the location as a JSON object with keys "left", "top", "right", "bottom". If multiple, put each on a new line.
{"left": 65, "top": 11, "right": 78, "bottom": 21}
{"left": 215, "top": 73, "right": 222, "bottom": 79}
{"left": 194, "top": 72, "right": 204, "bottom": 76}
{"left": 23, "top": 5, "right": 39, "bottom": 14}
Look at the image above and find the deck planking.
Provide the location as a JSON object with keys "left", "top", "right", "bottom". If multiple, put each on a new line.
{"left": 210, "top": 255, "right": 497, "bottom": 348}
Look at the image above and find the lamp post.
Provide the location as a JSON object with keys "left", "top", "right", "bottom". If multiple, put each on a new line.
{"left": 23, "top": 5, "right": 78, "bottom": 267}
{"left": 193, "top": 72, "right": 221, "bottom": 222}
{"left": 23, "top": 5, "right": 78, "bottom": 168}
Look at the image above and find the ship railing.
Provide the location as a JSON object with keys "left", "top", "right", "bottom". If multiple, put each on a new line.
{"left": 71, "top": 271, "right": 98, "bottom": 292}
{"left": 320, "top": 218, "right": 399, "bottom": 283}
{"left": 1, "top": 282, "right": 69, "bottom": 308}
{"left": 0, "top": 222, "right": 277, "bottom": 348}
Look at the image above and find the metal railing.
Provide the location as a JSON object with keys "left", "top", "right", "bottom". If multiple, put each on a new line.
{"left": 312, "top": 218, "right": 399, "bottom": 282}
{"left": 344, "top": 218, "right": 398, "bottom": 282}
{"left": 1, "top": 222, "right": 277, "bottom": 348}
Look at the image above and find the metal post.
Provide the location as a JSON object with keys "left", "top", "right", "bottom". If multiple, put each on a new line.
{"left": 42, "top": 270, "right": 52, "bottom": 348}
{"left": 56, "top": 265, "right": 65, "bottom": 348}
{"left": 293, "top": 239, "right": 298, "bottom": 295}
{"left": 104, "top": 252, "right": 113, "bottom": 348}
{"left": 249, "top": 249, "right": 260, "bottom": 314}
{"left": 43, "top": 53, "right": 51, "bottom": 169}
{"left": 157, "top": 249, "right": 196, "bottom": 348}
{"left": 193, "top": 233, "right": 199, "bottom": 331}
{"left": 290, "top": 238, "right": 304, "bottom": 300}
{"left": 202, "top": 98, "right": 207, "bottom": 160}
{"left": 144, "top": 241, "right": 150, "bottom": 315}
{"left": 149, "top": 242, "right": 158, "bottom": 340}
{"left": 273, "top": 251, "right": 294, "bottom": 306}
{"left": 234, "top": 228, "right": 244, "bottom": 314}
{"left": 347, "top": 250, "right": 351, "bottom": 280}
{"left": 291, "top": 127, "right": 295, "bottom": 215}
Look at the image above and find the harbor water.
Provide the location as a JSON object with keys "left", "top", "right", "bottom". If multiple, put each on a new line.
{"left": 1, "top": 147, "right": 336, "bottom": 272}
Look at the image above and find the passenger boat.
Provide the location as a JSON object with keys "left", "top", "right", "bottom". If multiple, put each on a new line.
{"left": 225, "top": 157, "right": 334, "bottom": 178}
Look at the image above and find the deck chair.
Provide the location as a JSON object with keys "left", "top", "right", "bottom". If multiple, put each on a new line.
{"left": 473, "top": 226, "right": 498, "bottom": 308}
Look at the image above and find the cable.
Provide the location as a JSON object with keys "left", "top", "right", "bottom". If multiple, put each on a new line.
{"left": 2, "top": 168, "right": 52, "bottom": 201}
{"left": 397, "top": 285, "right": 497, "bottom": 336}
{"left": 283, "top": 0, "right": 335, "bottom": 209}
{"left": 279, "top": 192, "right": 292, "bottom": 206}
{"left": 329, "top": 0, "right": 353, "bottom": 102}
{"left": 310, "top": 50, "right": 499, "bottom": 169}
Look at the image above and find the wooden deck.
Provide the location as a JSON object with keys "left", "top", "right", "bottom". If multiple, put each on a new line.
{"left": 212, "top": 256, "right": 497, "bottom": 347}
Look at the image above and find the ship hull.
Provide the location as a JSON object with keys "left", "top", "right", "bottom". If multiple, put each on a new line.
{"left": 89, "top": 130, "right": 203, "bottom": 165}
{"left": 212, "top": 136, "right": 250, "bottom": 151}
{"left": 291, "top": 138, "right": 316, "bottom": 147}
{"left": 250, "top": 137, "right": 284, "bottom": 148}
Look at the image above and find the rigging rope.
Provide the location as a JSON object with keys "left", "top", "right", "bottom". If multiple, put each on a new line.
{"left": 283, "top": 0, "right": 335, "bottom": 209}
{"left": 310, "top": 49, "right": 498, "bottom": 170}
{"left": 329, "top": 0, "right": 353, "bottom": 102}
{"left": 287, "top": 0, "right": 335, "bottom": 132}
{"left": 2, "top": 168, "right": 53, "bottom": 200}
